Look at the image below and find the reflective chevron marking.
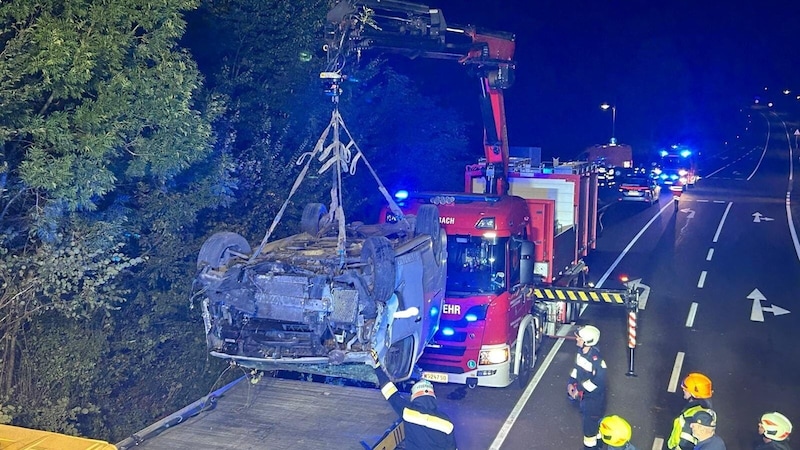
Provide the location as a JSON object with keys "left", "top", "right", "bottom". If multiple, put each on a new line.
{"left": 530, "top": 287, "right": 627, "bottom": 304}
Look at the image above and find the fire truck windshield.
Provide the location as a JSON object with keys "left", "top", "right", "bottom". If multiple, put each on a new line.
{"left": 446, "top": 235, "right": 508, "bottom": 295}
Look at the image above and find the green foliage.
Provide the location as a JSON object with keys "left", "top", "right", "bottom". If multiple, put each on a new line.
{"left": 0, "top": 0, "right": 219, "bottom": 440}
{"left": 0, "top": 0, "right": 213, "bottom": 213}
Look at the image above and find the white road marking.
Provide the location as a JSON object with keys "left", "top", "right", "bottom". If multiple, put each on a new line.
{"left": 697, "top": 271, "right": 707, "bottom": 288}
{"left": 686, "top": 302, "right": 698, "bottom": 328}
{"left": 706, "top": 248, "right": 714, "bottom": 261}
{"left": 652, "top": 437, "right": 664, "bottom": 450}
{"left": 667, "top": 352, "right": 685, "bottom": 393}
{"left": 712, "top": 202, "right": 732, "bottom": 243}
{"left": 488, "top": 331, "right": 567, "bottom": 450}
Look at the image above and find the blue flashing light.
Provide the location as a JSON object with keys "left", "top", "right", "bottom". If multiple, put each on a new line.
{"left": 465, "top": 313, "right": 478, "bottom": 322}
{"left": 679, "top": 149, "right": 692, "bottom": 158}
{"left": 659, "top": 150, "right": 669, "bottom": 157}
{"left": 670, "top": 174, "right": 679, "bottom": 180}
{"left": 394, "top": 190, "right": 409, "bottom": 201}
{"left": 441, "top": 327, "right": 455, "bottom": 336}
{"left": 430, "top": 306, "right": 439, "bottom": 317}
{"left": 659, "top": 174, "right": 668, "bottom": 180}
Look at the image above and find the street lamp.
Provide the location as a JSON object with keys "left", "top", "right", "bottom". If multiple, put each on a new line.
{"left": 600, "top": 103, "right": 617, "bottom": 145}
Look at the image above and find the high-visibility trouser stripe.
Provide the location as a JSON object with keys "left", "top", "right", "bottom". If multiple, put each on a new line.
{"left": 532, "top": 289, "right": 624, "bottom": 304}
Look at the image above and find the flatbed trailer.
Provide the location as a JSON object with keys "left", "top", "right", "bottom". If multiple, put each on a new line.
{"left": 115, "top": 375, "right": 401, "bottom": 450}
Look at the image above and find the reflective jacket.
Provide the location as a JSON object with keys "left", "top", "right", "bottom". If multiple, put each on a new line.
{"left": 667, "top": 399, "right": 712, "bottom": 450}
{"left": 569, "top": 346, "right": 607, "bottom": 398}
{"left": 375, "top": 368, "right": 457, "bottom": 450}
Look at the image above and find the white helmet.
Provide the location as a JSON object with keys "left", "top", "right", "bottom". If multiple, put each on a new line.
{"left": 576, "top": 325, "right": 600, "bottom": 346}
{"left": 761, "top": 412, "right": 792, "bottom": 441}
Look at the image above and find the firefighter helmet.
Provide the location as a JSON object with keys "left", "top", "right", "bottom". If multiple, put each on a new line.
{"left": 760, "top": 412, "right": 792, "bottom": 441}
{"left": 599, "top": 415, "right": 632, "bottom": 447}
{"left": 575, "top": 325, "right": 600, "bottom": 346}
{"left": 681, "top": 372, "right": 713, "bottom": 399}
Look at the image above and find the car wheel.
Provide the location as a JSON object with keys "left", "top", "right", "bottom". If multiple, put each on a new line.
{"left": 414, "top": 204, "right": 445, "bottom": 265}
{"left": 360, "top": 236, "right": 397, "bottom": 303}
{"left": 301, "top": 203, "right": 328, "bottom": 235}
{"left": 197, "top": 232, "right": 251, "bottom": 270}
{"left": 517, "top": 326, "right": 534, "bottom": 389}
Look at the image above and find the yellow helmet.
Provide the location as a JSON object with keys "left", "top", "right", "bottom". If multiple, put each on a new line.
{"left": 599, "top": 415, "right": 632, "bottom": 447}
{"left": 681, "top": 372, "right": 713, "bottom": 399}
{"left": 760, "top": 412, "right": 792, "bottom": 441}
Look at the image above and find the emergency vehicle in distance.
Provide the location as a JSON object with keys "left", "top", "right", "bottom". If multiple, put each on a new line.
{"left": 327, "top": 0, "right": 638, "bottom": 389}
{"left": 653, "top": 144, "right": 698, "bottom": 191}
{"left": 578, "top": 143, "right": 634, "bottom": 188}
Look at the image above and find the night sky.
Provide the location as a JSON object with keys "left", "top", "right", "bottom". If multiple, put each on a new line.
{"left": 395, "top": 0, "right": 800, "bottom": 163}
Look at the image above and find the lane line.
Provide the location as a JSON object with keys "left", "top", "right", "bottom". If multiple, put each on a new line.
{"left": 706, "top": 248, "right": 714, "bottom": 261}
{"left": 487, "top": 334, "right": 566, "bottom": 450}
{"left": 667, "top": 352, "right": 685, "bottom": 393}
{"left": 697, "top": 271, "right": 707, "bottom": 288}
{"left": 652, "top": 437, "right": 664, "bottom": 450}
{"left": 686, "top": 303, "right": 698, "bottom": 328}
{"left": 712, "top": 202, "right": 732, "bottom": 243}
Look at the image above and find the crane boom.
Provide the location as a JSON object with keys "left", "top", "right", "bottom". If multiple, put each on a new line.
{"left": 325, "top": 0, "right": 516, "bottom": 194}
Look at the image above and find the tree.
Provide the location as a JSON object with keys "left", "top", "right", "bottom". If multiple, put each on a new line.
{"left": 0, "top": 0, "right": 216, "bottom": 436}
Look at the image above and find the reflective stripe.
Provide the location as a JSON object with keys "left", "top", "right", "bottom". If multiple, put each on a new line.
{"left": 583, "top": 379, "right": 598, "bottom": 392}
{"left": 569, "top": 368, "right": 577, "bottom": 378}
{"left": 576, "top": 354, "right": 594, "bottom": 371}
{"left": 381, "top": 382, "right": 398, "bottom": 400}
{"left": 403, "top": 408, "right": 455, "bottom": 434}
{"left": 583, "top": 434, "right": 598, "bottom": 447}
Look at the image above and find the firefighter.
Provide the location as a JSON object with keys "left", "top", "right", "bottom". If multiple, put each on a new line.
{"left": 755, "top": 412, "right": 792, "bottom": 449}
{"left": 668, "top": 372, "right": 714, "bottom": 450}
{"left": 370, "top": 349, "right": 457, "bottom": 450}
{"left": 568, "top": 325, "right": 608, "bottom": 449}
{"left": 599, "top": 415, "right": 638, "bottom": 450}
{"left": 689, "top": 410, "right": 726, "bottom": 449}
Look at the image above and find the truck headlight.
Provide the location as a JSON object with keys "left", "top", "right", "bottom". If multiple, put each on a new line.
{"left": 479, "top": 347, "right": 509, "bottom": 365}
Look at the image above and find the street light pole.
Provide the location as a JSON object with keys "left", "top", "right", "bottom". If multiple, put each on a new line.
{"left": 600, "top": 103, "right": 616, "bottom": 145}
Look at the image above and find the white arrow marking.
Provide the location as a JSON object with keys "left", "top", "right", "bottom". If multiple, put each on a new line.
{"left": 751, "top": 299, "right": 765, "bottom": 322}
{"left": 747, "top": 288, "right": 791, "bottom": 321}
{"left": 624, "top": 278, "right": 651, "bottom": 310}
{"left": 752, "top": 212, "right": 775, "bottom": 223}
{"left": 763, "top": 304, "right": 791, "bottom": 316}
{"left": 749, "top": 288, "right": 766, "bottom": 322}
{"left": 680, "top": 208, "right": 696, "bottom": 218}
{"left": 747, "top": 288, "right": 766, "bottom": 301}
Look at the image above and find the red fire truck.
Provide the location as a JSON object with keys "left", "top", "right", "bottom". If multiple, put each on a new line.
{"left": 328, "top": 0, "right": 638, "bottom": 389}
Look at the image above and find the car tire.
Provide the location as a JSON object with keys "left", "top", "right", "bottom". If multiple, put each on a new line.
{"left": 360, "top": 236, "right": 396, "bottom": 303}
{"left": 197, "top": 232, "right": 251, "bottom": 270}
{"left": 301, "top": 203, "right": 328, "bottom": 235}
{"left": 414, "top": 204, "right": 445, "bottom": 265}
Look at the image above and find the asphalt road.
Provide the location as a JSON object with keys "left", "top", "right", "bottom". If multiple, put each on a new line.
{"left": 430, "top": 110, "right": 800, "bottom": 450}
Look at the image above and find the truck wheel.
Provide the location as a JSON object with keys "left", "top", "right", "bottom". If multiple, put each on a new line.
{"left": 197, "top": 232, "right": 251, "bottom": 270}
{"left": 517, "top": 326, "right": 534, "bottom": 389}
{"left": 361, "top": 236, "right": 396, "bottom": 303}
{"left": 301, "top": 203, "right": 328, "bottom": 235}
{"left": 414, "top": 204, "right": 445, "bottom": 264}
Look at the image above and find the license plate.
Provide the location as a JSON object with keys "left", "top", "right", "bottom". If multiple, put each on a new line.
{"left": 422, "top": 371, "right": 448, "bottom": 383}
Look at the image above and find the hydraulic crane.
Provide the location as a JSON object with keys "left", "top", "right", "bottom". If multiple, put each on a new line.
{"left": 325, "top": 0, "right": 516, "bottom": 194}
